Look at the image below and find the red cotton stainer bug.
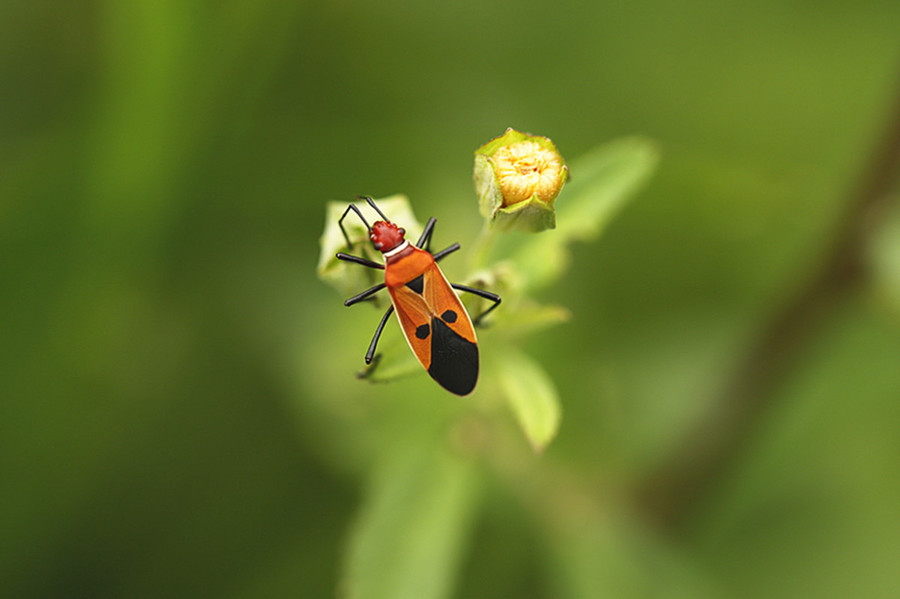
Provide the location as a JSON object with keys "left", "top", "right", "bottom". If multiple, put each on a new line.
{"left": 335, "top": 196, "right": 501, "bottom": 396}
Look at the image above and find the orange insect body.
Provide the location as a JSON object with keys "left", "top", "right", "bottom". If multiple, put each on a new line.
{"left": 336, "top": 198, "right": 500, "bottom": 396}
{"left": 384, "top": 244, "right": 478, "bottom": 395}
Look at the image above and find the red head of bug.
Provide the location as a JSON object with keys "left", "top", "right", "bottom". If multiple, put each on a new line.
{"left": 370, "top": 220, "right": 406, "bottom": 253}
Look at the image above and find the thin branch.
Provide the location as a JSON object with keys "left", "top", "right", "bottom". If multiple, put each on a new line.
{"left": 633, "top": 79, "right": 900, "bottom": 531}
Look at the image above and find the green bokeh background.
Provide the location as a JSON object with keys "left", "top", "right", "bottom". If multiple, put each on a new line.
{"left": 3, "top": 1, "right": 900, "bottom": 597}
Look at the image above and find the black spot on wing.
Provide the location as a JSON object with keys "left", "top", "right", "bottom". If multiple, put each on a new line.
{"left": 415, "top": 323, "right": 430, "bottom": 339}
{"left": 427, "top": 318, "right": 478, "bottom": 395}
{"left": 441, "top": 309, "right": 457, "bottom": 323}
{"left": 405, "top": 274, "right": 424, "bottom": 294}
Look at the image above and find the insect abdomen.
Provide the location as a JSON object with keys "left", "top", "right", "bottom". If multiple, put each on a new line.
{"left": 427, "top": 318, "right": 478, "bottom": 395}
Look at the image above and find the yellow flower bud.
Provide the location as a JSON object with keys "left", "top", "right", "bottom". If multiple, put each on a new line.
{"left": 491, "top": 141, "right": 567, "bottom": 207}
{"left": 474, "top": 128, "right": 568, "bottom": 233}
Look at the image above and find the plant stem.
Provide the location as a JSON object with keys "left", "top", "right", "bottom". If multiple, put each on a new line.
{"left": 467, "top": 222, "right": 500, "bottom": 272}
{"left": 633, "top": 79, "right": 900, "bottom": 531}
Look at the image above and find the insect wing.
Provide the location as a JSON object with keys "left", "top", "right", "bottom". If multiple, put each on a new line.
{"left": 389, "top": 284, "right": 432, "bottom": 369}
{"left": 388, "top": 262, "right": 479, "bottom": 395}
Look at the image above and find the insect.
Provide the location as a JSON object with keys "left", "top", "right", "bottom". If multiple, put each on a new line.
{"left": 335, "top": 196, "right": 501, "bottom": 396}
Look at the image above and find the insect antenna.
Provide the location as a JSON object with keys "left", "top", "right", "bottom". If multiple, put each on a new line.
{"left": 338, "top": 202, "right": 372, "bottom": 251}
{"left": 360, "top": 195, "right": 390, "bottom": 222}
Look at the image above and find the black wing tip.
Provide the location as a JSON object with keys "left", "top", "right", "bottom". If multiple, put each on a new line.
{"left": 436, "top": 376, "right": 478, "bottom": 396}
{"left": 428, "top": 318, "right": 479, "bottom": 396}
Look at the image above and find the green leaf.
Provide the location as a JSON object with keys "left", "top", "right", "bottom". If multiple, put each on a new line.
{"left": 556, "top": 136, "right": 660, "bottom": 239}
{"left": 496, "top": 348, "right": 562, "bottom": 452}
{"left": 341, "top": 439, "right": 481, "bottom": 599}
{"left": 511, "top": 136, "right": 659, "bottom": 291}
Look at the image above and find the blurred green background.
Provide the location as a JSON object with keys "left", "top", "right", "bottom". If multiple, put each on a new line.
{"left": 3, "top": 0, "right": 900, "bottom": 597}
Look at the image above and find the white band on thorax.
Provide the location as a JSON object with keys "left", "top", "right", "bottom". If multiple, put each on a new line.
{"left": 382, "top": 240, "right": 410, "bottom": 259}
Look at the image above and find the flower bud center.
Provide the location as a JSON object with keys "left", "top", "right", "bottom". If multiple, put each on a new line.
{"left": 492, "top": 141, "right": 564, "bottom": 206}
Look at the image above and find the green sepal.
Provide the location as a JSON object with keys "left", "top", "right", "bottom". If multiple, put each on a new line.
{"left": 474, "top": 152, "right": 504, "bottom": 221}
{"left": 491, "top": 195, "right": 557, "bottom": 232}
{"left": 474, "top": 127, "right": 559, "bottom": 158}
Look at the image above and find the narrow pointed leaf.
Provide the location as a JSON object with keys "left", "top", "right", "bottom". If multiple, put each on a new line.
{"left": 341, "top": 441, "right": 481, "bottom": 599}
{"left": 496, "top": 349, "right": 562, "bottom": 452}
{"left": 512, "top": 136, "right": 659, "bottom": 291}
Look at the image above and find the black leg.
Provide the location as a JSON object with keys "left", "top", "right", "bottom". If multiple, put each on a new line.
{"left": 432, "top": 242, "right": 460, "bottom": 262}
{"left": 365, "top": 305, "right": 395, "bottom": 364}
{"left": 416, "top": 218, "right": 460, "bottom": 262}
{"left": 344, "top": 283, "right": 387, "bottom": 307}
{"left": 452, "top": 284, "right": 501, "bottom": 325}
{"left": 338, "top": 203, "right": 372, "bottom": 250}
{"left": 336, "top": 252, "right": 385, "bottom": 270}
{"left": 416, "top": 217, "right": 437, "bottom": 251}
